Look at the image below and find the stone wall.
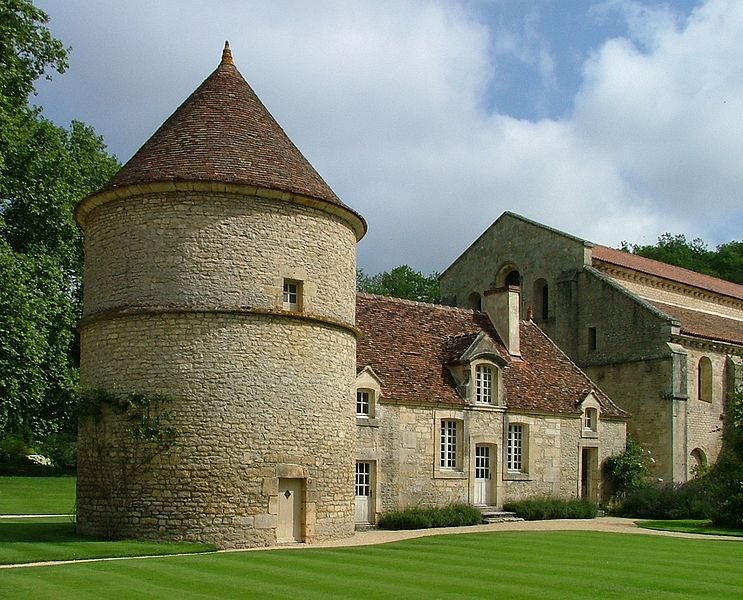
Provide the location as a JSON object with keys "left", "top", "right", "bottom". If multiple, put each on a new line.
{"left": 82, "top": 192, "right": 357, "bottom": 325}
{"left": 77, "top": 190, "right": 358, "bottom": 548}
{"left": 356, "top": 401, "right": 626, "bottom": 519}
{"left": 440, "top": 215, "right": 589, "bottom": 317}
{"left": 684, "top": 345, "right": 729, "bottom": 474}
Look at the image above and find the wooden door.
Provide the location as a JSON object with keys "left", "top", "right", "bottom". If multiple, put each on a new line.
{"left": 474, "top": 445, "right": 491, "bottom": 505}
{"left": 355, "top": 462, "right": 373, "bottom": 524}
{"left": 277, "top": 478, "right": 303, "bottom": 542}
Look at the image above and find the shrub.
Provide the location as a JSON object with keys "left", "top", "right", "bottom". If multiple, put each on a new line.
{"left": 503, "top": 497, "right": 597, "bottom": 520}
{"left": 378, "top": 503, "right": 483, "bottom": 530}
{"left": 612, "top": 479, "right": 709, "bottom": 520}
{"left": 604, "top": 438, "right": 649, "bottom": 499}
{"left": 704, "top": 454, "right": 743, "bottom": 529}
{"left": 38, "top": 432, "right": 77, "bottom": 469}
{"left": 704, "top": 390, "right": 743, "bottom": 529}
{"left": 0, "top": 434, "right": 29, "bottom": 463}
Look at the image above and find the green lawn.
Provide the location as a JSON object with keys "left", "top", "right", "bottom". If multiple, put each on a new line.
{"left": 637, "top": 519, "right": 743, "bottom": 537}
{"left": 0, "top": 476, "right": 76, "bottom": 514}
{"left": 0, "top": 518, "right": 214, "bottom": 565}
{"left": 2, "top": 531, "right": 742, "bottom": 599}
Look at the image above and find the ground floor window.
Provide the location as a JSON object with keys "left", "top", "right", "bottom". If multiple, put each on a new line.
{"left": 507, "top": 423, "right": 524, "bottom": 472}
{"left": 440, "top": 419, "right": 459, "bottom": 469}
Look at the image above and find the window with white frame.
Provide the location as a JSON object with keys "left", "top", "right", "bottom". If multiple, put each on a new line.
{"left": 440, "top": 419, "right": 459, "bottom": 469}
{"left": 357, "top": 389, "right": 371, "bottom": 417}
{"left": 584, "top": 407, "right": 598, "bottom": 432}
{"left": 507, "top": 423, "right": 525, "bottom": 472}
{"left": 283, "top": 279, "right": 301, "bottom": 311}
{"left": 475, "top": 364, "right": 494, "bottom": 404}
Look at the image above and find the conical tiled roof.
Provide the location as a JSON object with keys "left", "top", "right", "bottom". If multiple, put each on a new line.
{"left": 101, "top": 43, "right": 358, "bottom": 219}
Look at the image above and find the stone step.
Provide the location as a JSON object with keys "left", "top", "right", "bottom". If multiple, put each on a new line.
{"left": 478, "top": 509, "right": 524, "bottom": 524}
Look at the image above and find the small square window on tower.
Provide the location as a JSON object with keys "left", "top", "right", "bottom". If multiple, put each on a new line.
{"left": 283, "top": 279, "right": 302, "bottom": 312}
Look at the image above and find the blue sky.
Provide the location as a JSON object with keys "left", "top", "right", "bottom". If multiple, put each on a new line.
{"left": 34, "top": 1, "right": 741, "bottom": 275}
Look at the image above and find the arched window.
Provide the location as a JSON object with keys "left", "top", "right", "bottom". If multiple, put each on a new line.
{"left": 505, "top": 270, "right": 521, "bottom": 287}
{"left": 467, "top": 292, "right": 482, "bottom": 311}
{"left": 533, "top": 279, "right": 549, "bottom": 320}
{"left": 495, "top": 264, "right": 521, "bottom": 288}
{"left": 697, "top": 357, "right": 712, "bottom": 402}
{"left": 690, "top": 447, "right": 707, "bottom": 469}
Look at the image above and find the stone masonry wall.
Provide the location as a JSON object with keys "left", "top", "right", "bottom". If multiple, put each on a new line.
{"left": 357, "top": 402, "right": 625, "bottom": 515}
{"left": 684, "top": 346, "right": 728, "bottom": 474}
{"left": 440, "top": 215, "right": 588, "bottom": 316}
{"left": 77, "top": 190, "right": 358, "bottom": 548}
{"left": 82, "top": 192, "right": 357, "bottom": 324}
{"left": 78, "top": 312, "right": 357, "bottom": 548}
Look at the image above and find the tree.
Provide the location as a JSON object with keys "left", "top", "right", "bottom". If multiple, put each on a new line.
{"left": 623, "top": 233, "right": 743, "bottom": 284}
{"left": 357, "top": 265, "right": 440, "bottom": 303}
{"left": 0, "top": 0, "right": 68, "bottom": 115}
{"left": 703, "top": 389, "right": 743, "bottom": 529}
{"left": 711, "top": 241, "right": 743, "bottom": 285}
{"left": 0, "top": 1, "right": 119, "bottom": 447}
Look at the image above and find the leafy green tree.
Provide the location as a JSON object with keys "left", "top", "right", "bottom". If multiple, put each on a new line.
{"left": 705, "top": 390, "right": 743, "bottom": 528}
{"left": 604, "top": 438, "right": 649, "bottom": 500}
{"left": 623, "top": 233, "right": 743, "bottom": 284}
{"left": 0, "top": 1, "right": 119, "bottom": 446}
{"left": 357, "top": 265, "right": 440, "bottom": 303}
{"left": 710, "top": 241, "right": 743, "bottom": 285}
{"left": 0, "top": 0, "right": 68, "bottom": 115}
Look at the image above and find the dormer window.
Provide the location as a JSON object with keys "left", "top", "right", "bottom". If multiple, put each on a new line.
{"left": 580, "top": 398, "right": 600, "bottom": 439}
{"left": 584, "top": 407, "right": 597, "bottom": 432}
{"left": 283, "top": 279, "right": 301, "bottom": 311}
{"left": 357, "top": 390, "right": 371, "bottom": 417}
{"left": 355, "top": 367, "right": 381, "bottom": 426}
{"left": 475, "top": 365, "right": 494, "bottom": 404}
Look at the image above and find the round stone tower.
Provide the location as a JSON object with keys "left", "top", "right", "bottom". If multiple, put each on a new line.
{"left": 75, "top": 43, "right": 365, "bottom": 548}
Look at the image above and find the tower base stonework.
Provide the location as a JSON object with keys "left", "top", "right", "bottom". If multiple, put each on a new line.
{"left": 77, "top": 312, "right": 356, "bottom": 548}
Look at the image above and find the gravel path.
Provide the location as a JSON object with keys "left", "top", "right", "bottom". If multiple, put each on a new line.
{"left": 300, "top": 516, "right": 743, "bottom": 549}
{"left": 2, "top": 517, "right": 741, "bottom": 570}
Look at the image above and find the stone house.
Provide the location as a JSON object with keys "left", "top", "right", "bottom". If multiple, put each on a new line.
{"left": 440, "top": 212, "right": 743, "bottom": 483}
{"left": 353, "top": 293, "right": 627, "bottom": 526}
{"left": 75, "top": 45, "right": 625, "bottom": 548}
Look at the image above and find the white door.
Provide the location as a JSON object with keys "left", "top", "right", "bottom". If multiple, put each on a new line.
{"left": 355, "top": 462, "right": 373, "bottom": 524}
{"left": 474, "top": 445, "right": 491, "bottom": 505}
{"left": 277, "top": 478, "right": 303, "bottom": 542}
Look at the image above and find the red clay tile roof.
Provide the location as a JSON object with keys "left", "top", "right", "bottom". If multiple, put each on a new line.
{"left": 592, "top": 245, "right": 743, "bottom": 301}
{"left": 648, "top": 301, "right": 743, "bottom": 346}
{"left": 356, "top": 294, "right": 627, "bottom": 418}
{"left": 102, "top": 43, "right": 358, "bottom": 217}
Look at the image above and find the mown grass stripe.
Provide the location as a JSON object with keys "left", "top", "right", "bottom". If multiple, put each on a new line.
{"left": 3, "top": 531, "right": 743, "bottom": 599}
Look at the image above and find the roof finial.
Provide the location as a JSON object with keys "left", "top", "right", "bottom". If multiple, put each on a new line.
{"left": 221, "top": 41, "right": 234, "bottom": 65}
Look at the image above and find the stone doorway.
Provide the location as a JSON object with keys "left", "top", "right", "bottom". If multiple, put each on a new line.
{"left": 277, "top": 478, "right": 304, "bottom": 543}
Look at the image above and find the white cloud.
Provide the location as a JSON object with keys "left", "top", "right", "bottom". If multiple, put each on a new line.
{"left": 35, "top": 0, "right": 743, "bottom": 273}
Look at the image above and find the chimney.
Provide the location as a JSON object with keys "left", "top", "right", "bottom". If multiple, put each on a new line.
{"left": 483, "top": 285, "right": 521, "bottom": 356}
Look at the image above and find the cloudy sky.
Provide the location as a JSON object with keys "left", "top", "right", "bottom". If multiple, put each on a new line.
{"left": 34, "top": 0, "right": 742, "bottom": 274}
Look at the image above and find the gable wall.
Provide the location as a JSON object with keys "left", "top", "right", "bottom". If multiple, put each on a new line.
{"left": 440, "top": 215, "right": 589, "bottom": 315}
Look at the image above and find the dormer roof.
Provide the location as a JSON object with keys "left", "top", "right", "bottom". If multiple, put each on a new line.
{"left": 81, "top": 42, "right": 365, "bottom": 237}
